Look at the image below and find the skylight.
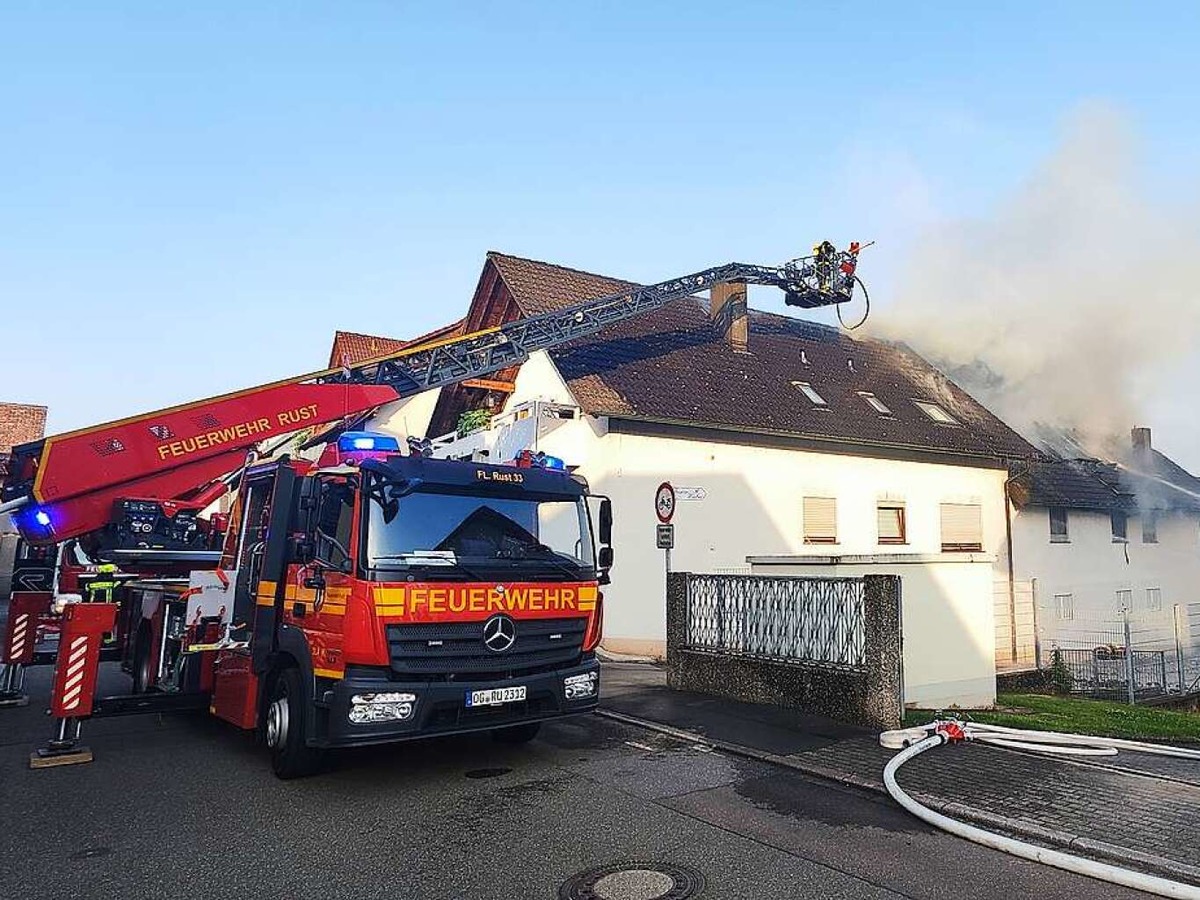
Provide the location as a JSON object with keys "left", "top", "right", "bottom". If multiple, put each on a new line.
{"left": 792, "top": 381, "right": 827, "bottom": 406}
{"left": 913, "top": 400, "right": 958, "bottom": 425}
{"left": 858, "top": 392, "right": 892, "bottom": 415}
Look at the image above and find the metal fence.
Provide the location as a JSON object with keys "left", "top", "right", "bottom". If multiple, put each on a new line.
{"left": 1038, "top": 602, "right": 1200, "bottom": 703}
{"left": 681, "top": 573, "right": 865, "bottom": 669}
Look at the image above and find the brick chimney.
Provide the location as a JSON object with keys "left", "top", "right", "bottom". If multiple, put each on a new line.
{"left": 710, "top": 281, "right": 748, "bottom": 353}
{"left": 1131, "top": 426, "right": 1152, "bottom": 461}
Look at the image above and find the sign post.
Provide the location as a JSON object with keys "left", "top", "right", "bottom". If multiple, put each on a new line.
{"left": 655, "top": 482, "right": 676, "bottom": 574}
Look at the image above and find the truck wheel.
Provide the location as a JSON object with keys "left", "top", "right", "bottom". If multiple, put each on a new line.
{"left": 265, "top": 666, "right": 325, "bottom": 779}
{"left": 131, "top": 628, "right": 154, "bottom": 694}
{"left": 491, "top": 722, "right": 541, "bottom": 745}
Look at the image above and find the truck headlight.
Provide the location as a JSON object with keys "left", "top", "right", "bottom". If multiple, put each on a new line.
{"left": 563, "top": 671, "right": 597, "bottom": 700}
{"left": 348, "top": 692, "right": 417, "bottom": 724}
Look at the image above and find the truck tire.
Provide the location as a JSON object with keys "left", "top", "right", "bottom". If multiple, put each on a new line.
{"left": 265, "top": 666, "right": 325, "bottom": 779}
{"left": 491, "top": 722, "right": 542, "bottom": 744}
{"left": 131, "top": 627, "right": 154, "bottom": 694}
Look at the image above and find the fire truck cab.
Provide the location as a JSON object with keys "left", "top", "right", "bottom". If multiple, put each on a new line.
{"left": 120, "top": 434, "right": 609, "bottom": 777}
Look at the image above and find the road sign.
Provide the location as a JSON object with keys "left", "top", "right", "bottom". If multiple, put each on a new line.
{"left": 656, "top": 524, "right": 675, "bottom": 550}
{"left": 675, "top": 487, "right": 707, "bottom": 501}
{"left": 654, "top": 482, "right": 676, "bottom": 524}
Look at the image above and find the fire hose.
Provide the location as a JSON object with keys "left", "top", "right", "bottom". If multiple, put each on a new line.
{"left": 880, "top": 720, "right": 1200, "bottom": 899}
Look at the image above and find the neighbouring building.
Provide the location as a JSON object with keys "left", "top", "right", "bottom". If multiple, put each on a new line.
{"left": 330, "top": 252, "right": 1037, "bottom": 708}
{"left": 1, "top": 402, "right": 48, "bottom": 599}
{"left": 1007, "top": 427, "right": 1200, "bottom": 685}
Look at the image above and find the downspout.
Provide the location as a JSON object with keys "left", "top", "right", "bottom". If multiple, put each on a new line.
{"left": 1002, "top": 464, "right": 1029, "bottom": 667}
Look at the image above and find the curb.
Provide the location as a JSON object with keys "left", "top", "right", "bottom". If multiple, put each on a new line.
{"left": 596, "top": 707, "right": 1200, "bottom": 888}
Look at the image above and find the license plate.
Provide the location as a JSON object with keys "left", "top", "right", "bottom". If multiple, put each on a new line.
{"left": 465, "top": 686, "right": 527, "bottom": 708}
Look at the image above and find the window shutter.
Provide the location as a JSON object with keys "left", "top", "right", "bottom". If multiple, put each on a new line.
{"left": 803, "top": 497, "right": 837, "bottom": 543}
{"left": 940, "top": 503, "right": 982, "bottom": 550}
{"left": 877, "top": 505, "right": 905, "bottom": 543}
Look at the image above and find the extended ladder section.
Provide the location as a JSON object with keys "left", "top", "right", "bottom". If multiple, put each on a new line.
{"left": 2, "top": 245, "right": 862, "bottom": 545}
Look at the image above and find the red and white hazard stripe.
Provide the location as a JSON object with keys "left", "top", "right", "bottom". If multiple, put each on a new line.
{"left": 7, "top": 613, "right": 29, "bottom": 661}
{"left": 59, "top": 635, "right": 90, "bottom": 712}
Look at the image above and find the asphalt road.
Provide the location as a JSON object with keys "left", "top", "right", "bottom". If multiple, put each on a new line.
{"left": 0, "top": 663, "right": 1152, "bottom": 900}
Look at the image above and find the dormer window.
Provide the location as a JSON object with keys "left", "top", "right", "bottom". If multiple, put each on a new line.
{"left": 914, "top": 400, "right": 958, "bottom": 425}
{"left": 792, "top": 382, "right": 827, "bottom": 407}
{"left": 858, "top": 392, "right": 892, "bottom": 416}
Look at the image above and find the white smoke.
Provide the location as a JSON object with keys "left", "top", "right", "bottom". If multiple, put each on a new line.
{"left": 872, "top": 104, "right": 1200, "bottom": 460}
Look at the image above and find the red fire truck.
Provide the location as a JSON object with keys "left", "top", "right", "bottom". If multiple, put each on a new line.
{"left": 0, "top": 244, "right": 863, "bottom": 777}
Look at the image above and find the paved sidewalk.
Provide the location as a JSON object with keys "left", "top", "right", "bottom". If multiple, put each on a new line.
{"left": 600, "top": 661, "right": 1200, "bottom": 887}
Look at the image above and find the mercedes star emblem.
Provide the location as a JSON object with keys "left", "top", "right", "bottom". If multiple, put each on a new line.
{"left": 482, "top": 614, "right": 517, "bottom": 653}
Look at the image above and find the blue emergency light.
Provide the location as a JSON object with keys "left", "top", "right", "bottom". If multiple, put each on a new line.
{"left": 14, "top": 504, "right": 56, "bottom": 540}
{"left": 337, "top": 432, "right": 400, "bottom": 454}
{"left": 515, "top": 450, "right": 567, "bottom": 470}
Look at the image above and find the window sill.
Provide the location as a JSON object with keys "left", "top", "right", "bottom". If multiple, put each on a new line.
{"left": 878, "top": 540, "right": 908, "bottom": 547}
{"left": 1050, "top": 537, "right": 1071, "bottom": 544}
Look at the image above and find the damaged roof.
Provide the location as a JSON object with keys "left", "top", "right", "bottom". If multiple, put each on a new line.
{"left": 1011, "top": 428, "right": 1200, "bottom": 513}
{"left": 1010, "top": 458, "right": 1134, "bottom": 512}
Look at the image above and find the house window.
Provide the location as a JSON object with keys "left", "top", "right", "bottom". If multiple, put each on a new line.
{"left": 940, "top": 502, "right": 982, "bottom": 552}
{"left": 1116, "top": 589, "right": 1133, "bottom": 612}
{"left": 1054, "top": 593, "right": 1074, "bottom": 621}
{"left": 1111, "top": 510, "right": 1128, "bottom": 543}
{"left": 1049, "top": 507, "right": 1069, "bottom": 543}
{"left": 792, "top": 382, "right": 827, "bottom": 407}
{"left": 803, "top": 496, "right": 837, "bottom": 544}
{"left": 1142, "top": 511, "right": 1158, "bottom": 544}
{"left": 877, "top": 502, "right": 906, "bottom": 545}
{"left": 913, "top": 400, "right": 958, "bottom": 425}
{"left": 1146, "top": 588, "right": 1163, "bottom": 612}
{"left": 858, "top": 392, "right": 892, "bottom": 416}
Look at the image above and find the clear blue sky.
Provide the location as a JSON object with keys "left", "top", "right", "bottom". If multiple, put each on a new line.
{"left": 3, "top": 3, "right": 1199, "bottom": 461}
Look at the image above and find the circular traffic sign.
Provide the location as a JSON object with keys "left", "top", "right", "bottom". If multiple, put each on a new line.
{"left": 655, "top": 482, "right": 676, "bottom": 524}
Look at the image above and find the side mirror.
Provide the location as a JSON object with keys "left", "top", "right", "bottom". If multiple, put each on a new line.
{"left": 598, "top": 498, "right": 613, "bottom": 546}
{"left": 297, "top": 476, "right": 321, "bottom": 536}
{"left": 597, "top": 546, "right": 613, "bottom": 570}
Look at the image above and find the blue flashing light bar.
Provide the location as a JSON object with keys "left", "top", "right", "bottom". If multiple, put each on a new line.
{"left": 337, "top": 432, "right": 401, "bottom": 454}
{"left": 515, "top": 450, "right": 567, "bottom": 471}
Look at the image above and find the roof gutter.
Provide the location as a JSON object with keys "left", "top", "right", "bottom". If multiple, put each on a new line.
{"left": 602, "top": 413, "right": 1032, "bottom": 469}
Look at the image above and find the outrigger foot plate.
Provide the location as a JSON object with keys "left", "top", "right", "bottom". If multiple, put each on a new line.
{"left": 30, "top": 746, "right": 94, "bottom": 769}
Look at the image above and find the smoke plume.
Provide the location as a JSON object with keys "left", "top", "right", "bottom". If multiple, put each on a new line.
{"left": 873, "top": 105, "right": 1200, "bottom": 460}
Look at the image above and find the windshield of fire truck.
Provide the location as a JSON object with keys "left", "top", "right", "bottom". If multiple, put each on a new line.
{"left": 365, "top": 488, "right": 595, "bottom": 579}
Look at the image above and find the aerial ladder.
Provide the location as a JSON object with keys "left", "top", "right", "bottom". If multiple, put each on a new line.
{"left": 0, "top": 242, "right": 866, "bottom": 755}
{"left": 1, "top": 243, "right": 865, "bottom": 549}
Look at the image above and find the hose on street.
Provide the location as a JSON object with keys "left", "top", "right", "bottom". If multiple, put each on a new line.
{"left": 881, "top": 722, "right": 1200, "bottom": 900}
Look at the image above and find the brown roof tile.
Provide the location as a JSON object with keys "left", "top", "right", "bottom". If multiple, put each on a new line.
{"left": 331, "top": 252, "right": 1036, "bottom": 463}
{"left": 488, "top": 252, "right": 636, "bottom": 317}
{"left": 328, "top": 320, "right": 465, "bottom": 368}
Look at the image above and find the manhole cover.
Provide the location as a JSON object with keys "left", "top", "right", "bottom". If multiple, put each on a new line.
{"left": 464, "top": 767, "right": 512, "bottom": 780}
{"left": 559, "top": 863, "right": 704, "bottom": 900}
